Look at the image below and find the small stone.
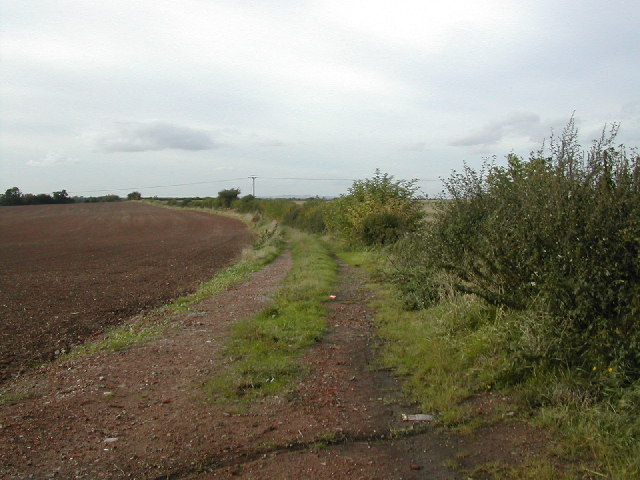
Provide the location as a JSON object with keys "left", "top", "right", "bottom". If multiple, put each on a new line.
{"left": 410, "top": 464, "right": 422, "bottom": 470}
{"left": 104, "top": 438, "right": 118, "bottom": 443}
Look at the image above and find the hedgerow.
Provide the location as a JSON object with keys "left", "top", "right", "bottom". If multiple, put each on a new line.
{"left": 390, "top": 118, "right": 640, "bottom": 378}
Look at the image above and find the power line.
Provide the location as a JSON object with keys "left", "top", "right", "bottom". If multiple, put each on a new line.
{"left": 262, "top": 177, "right": 356, "bottom": 181}
{"left": 262, "top": 177, "right": 441, "bottom": 182}
{"left": 69, "top": 177, "right": 248, "bottom": 194}
{"left": 69, "top": 176, "right": 442, "bottom": 195}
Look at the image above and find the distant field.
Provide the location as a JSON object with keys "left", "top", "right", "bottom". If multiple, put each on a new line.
{"left": 0, "top": 202, "right": 252, "bottom": 383}
{"left": 421, "top": 199, "right": 446, "bottom": 219}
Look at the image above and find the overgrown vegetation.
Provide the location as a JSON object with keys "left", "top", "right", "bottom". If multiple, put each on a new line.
{"left": 325, "top": 169, "right": 426, "bottom": 245}
{"left": 392, "top": 119, "right": 640, "bottom": 375}
{"left": 377, "top": 119, "right": 640, "bottom": 478}
{"left": 176, "top": 194, "right": 330, "bottom": 234}
{"left": 204, "top": 230, "right": 337, "bottom": 404}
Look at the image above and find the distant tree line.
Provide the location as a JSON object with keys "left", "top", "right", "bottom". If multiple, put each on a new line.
{"left": 0, "top": 188, "right": 148, "bottom": 206}
{"left": 1, "top": 187, "right": 73, "bottom": 206}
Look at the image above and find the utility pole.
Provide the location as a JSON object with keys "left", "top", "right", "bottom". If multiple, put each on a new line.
{"left": 249, "top": 176, "right": 258, "bottom": 197}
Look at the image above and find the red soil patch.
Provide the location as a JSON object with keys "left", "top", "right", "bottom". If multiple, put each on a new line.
{"left": 0, "top": 202, "right": 252, "bottom": 383}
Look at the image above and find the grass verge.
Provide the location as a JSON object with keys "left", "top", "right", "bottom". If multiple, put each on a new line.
{"left": 337, "top": 248, "right": 640, "bottom": 479}
{"left": 167, "top": 222, "right": 282, "bottom": 312}
{"left": 339, "top": 248, "right": 506, "bottom": 424}
{"left": 204, "top": 229, "right": 337, "bottom": 404}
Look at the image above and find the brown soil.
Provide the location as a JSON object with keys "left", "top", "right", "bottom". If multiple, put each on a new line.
{"left": 0, "top": 202, "right": 252, "bottom": 384}
{"left": 0, "top": 248, "right": 551, "bottom": 479}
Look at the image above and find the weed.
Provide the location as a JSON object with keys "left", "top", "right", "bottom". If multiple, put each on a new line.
{"left": 0, "top": 390, "right": 33, "bottom": 405}
{"left": 65, "top": 321, "right": 169, "bottom": 358}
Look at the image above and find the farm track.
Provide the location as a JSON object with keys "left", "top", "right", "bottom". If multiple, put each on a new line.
{"left": 0, "top": 202, "right": 252, "bottom": 384}
{"left": 0, "top": 248, "right": 548, "bottom": 479}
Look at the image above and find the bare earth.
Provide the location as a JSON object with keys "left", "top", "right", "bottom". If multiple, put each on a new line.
{"left": 0, "top": 247, "right": 550, "bottom": 479}
{"left": 0, "top": 202, "right": 252, "bottom": 384}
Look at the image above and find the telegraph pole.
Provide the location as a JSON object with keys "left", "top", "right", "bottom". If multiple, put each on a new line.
{"left": 249, "top": 176, "right": 258, "bottom": 197}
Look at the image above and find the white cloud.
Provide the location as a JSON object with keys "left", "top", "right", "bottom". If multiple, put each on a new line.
{"left": 85, "top": 121, "right": 218, "bottom": 153}
{"left": 27, "top": 152, "right": 79, "bottom": 167}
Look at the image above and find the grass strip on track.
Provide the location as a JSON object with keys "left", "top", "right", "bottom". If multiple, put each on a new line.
{"left": 204, "top": 230, "right": 338, "bottom": 404}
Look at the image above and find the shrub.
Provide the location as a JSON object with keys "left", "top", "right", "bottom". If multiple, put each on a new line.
{"left": 234, "top": 194, "right": 261, "bottom": 214}
{"left": 361, "top": 211, "right": 404, "bottom": 245}
{"left": 391, "top": 118, "right": 640, "bottom": 375}
{"left": 217, "top": 188, "right": 240, "bottom": 208}
{"left": 325, "top": 169, "right": 425, "bottom": 246}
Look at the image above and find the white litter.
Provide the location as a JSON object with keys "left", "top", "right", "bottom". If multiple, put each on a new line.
{"left": 401, "top": 414, "right": 434, "bottom": 422}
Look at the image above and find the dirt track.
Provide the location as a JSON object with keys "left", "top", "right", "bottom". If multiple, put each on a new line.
{"left": 0, "top": 250, "right": 549, "bottom": 479}
{"left": 0, "top": 202, "right": 252, "bottom": 383}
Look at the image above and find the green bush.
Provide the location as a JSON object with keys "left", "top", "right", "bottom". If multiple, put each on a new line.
{"left": 325, "top": 169, "right": 425, "bottom": 246}
{"left": 256, "top": 198, "right": 297, "bottom": 222}
{"left": 233, "top": 194, "right": 261, "bottom": 213}
{"left": 391, "top": 118, "right": 640, "bottom": 375}
{"left": 361, "top": 211, "right": 404, "bottom": 245}
{"left": 217, "top": 188, "right": 240, "bottom": 208}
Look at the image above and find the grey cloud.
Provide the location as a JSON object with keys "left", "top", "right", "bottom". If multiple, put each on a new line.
{"left": 87, "top": 121, "right": 217, "bottom": 152}
{"left": 449, "top": 112, "right": 543, "bottom": 147}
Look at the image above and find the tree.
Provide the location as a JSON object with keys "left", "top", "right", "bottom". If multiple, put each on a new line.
{"left": 217, "top": 188, "right": 240, "bottom": 208}
{"left": 127, "top": 191, "right": 142, "bottom": 200}
{"left": 52, "top": 189, "right": 72, "bottom": 204}
{"left": 1, "top": 187, "right": 23, "bottom": 206}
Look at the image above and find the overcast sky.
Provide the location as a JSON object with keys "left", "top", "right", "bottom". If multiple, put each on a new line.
{"left": 2, "top": 0, "right": 639, "bottom": 198}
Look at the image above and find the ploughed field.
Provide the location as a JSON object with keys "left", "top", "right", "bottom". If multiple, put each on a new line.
{"left": 0, "top": 202, "right": 251, "bottom": 384}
